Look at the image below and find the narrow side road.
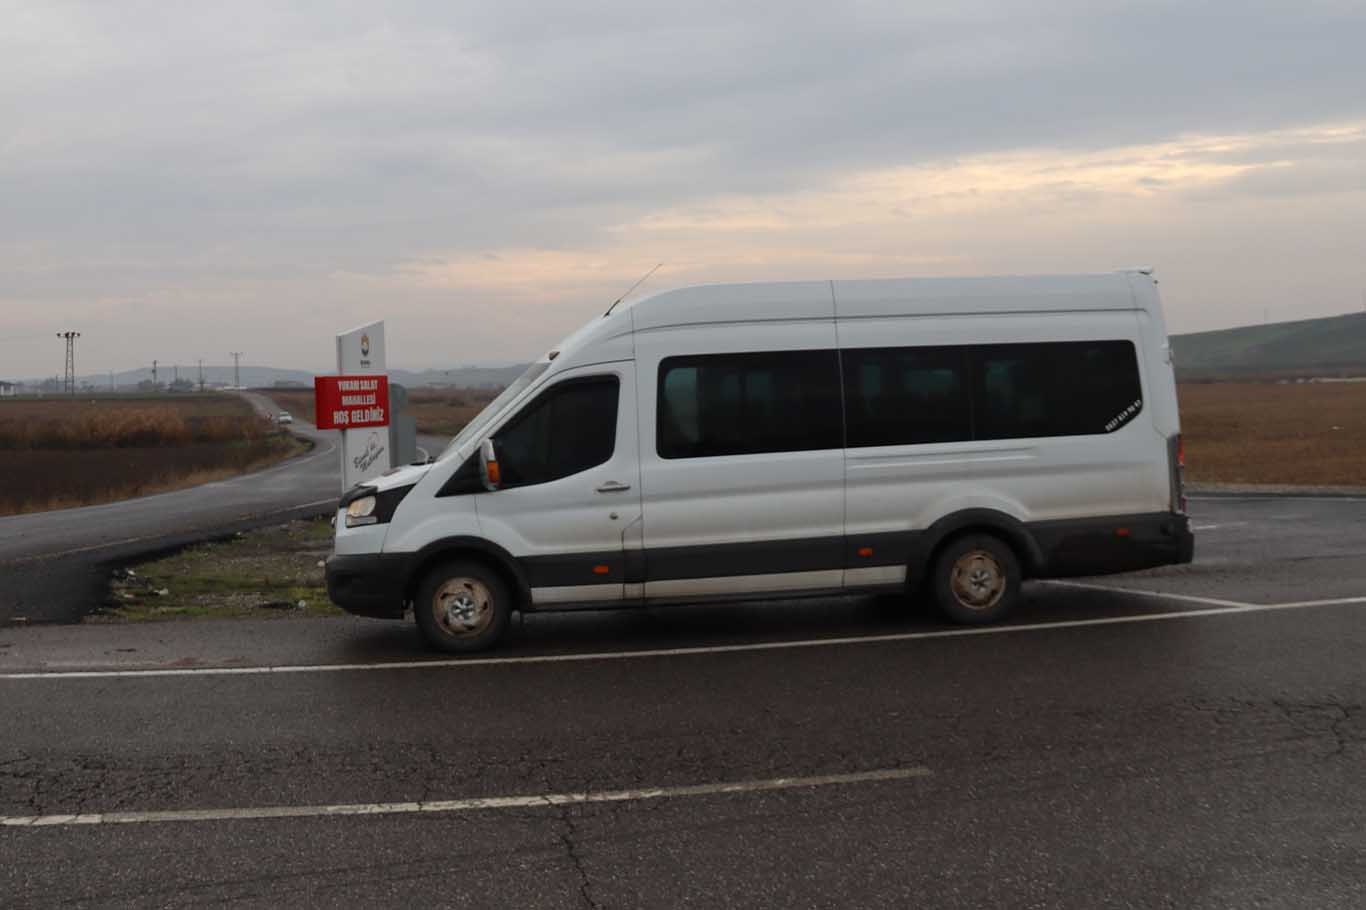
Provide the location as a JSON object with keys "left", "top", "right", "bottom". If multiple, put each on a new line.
{"left": 1, "top": 393, "right": 444, "bottom": 624}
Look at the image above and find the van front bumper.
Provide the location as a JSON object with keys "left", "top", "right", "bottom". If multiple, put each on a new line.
{"left": 325, "top": 554, "right": 408, "bottom": 619}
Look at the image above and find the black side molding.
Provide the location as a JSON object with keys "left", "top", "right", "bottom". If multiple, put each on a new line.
{"left": 404, "top": 536, "right": 532, "bottom": 605}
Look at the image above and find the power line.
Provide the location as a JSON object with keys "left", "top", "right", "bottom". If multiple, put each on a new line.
{"left": 55, "top": 332, "right": 80, "bottom": 396}
{"left": 0, "top": 333, "right": 62, "bottom": 346}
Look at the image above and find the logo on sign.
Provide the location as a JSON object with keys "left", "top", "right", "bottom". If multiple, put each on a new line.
{"left": 353, "top": 432, "right": 386, "bottom": 473}
{"left": 359, "top": 333, "right": 371, "bottom": 367}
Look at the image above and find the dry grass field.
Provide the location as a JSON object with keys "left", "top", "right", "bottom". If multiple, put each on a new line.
{"left": 1179, "top": 381, "right": 1366, "bottom": 486}
{"left": 0, "top": 395, "right": 300, "bottom": 515}
{"left": 265, "top": 381, "right": 1364, "bottom": 488}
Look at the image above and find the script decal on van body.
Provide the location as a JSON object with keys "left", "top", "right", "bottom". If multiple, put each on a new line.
{"left": 1105, "top": 399, "right": 1143, "bottom": 433}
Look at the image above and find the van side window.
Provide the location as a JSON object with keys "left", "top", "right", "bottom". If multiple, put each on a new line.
{"left": 840, "top": 340, "right": 1143, "bottom": 447}
{"left": 658, "top": 351, "right": 842, "bottom": 458}
{"left": 842, "top": 347, "right": 971, "bottom": 446}
{"left": 493, "top": 377, "right": 619, "bottom": 486}
{"left": 974, "top": 341, "right": 1142, "bottom": 439}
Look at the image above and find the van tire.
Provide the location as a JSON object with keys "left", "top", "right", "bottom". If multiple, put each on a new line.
{"left": 414, "top": 560, "right": 512, "bottom": 653}
{"left": 931, "top": 534, "right": 1021, "bottom": 625}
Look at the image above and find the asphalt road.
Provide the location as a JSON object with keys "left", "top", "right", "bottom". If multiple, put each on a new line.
{"left": 0, "top": 393, "right": 445, "bottom": 625}
{"left": 2, "top": 495, "right": 1363, "bottom": 908}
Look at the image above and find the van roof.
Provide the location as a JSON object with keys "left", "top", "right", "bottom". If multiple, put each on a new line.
{"left": 626, "top": 271, "right": 1143, "bottom": 331}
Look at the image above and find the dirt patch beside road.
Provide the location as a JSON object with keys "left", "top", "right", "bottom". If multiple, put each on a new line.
{"left": 96, "top": 518, "right": 342, "bottom": 622}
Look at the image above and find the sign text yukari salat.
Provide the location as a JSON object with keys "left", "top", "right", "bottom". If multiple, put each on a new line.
{"left": 313, "top": 375, "right": 390, "bottom": 429}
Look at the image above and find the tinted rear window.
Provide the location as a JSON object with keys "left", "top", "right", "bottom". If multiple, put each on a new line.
{"left": 973, "top": 341, "right": 1143, "bottom": 439}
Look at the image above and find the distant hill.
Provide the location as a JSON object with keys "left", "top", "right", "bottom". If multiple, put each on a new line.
{"left": 1173, "top": 312, "right": 1366, "bottom": 380}
{"left": 17, "top": 364, "right": 530, "bottom": 392}
{"left": 392, "top": 365, "right": 530, "bottom": 389}
{"left": 24, "top": 311, "right": 1363, "bottom": 390}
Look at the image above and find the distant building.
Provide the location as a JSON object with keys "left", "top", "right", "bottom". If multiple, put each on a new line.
{"left": 0, "top": 381, "right": 16, "bottom": 398}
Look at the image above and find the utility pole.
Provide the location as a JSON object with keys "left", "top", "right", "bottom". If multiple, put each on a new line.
{"left": 173, "top": 364, "right": 179, "bottom": 386}
{"left": 198, "top": 359, "right": 205, "bottom": 392}
{"left": 56, "top": 332, "right": 80, "bottom": 396}
{"left": 109, "top": 370, "right": 114, "bottom": 392}
{"left": 152, "top": 359, "right": 159, "bottom": 387}
{"left": 229, "top": 352, "right": 244, "bottom": 389}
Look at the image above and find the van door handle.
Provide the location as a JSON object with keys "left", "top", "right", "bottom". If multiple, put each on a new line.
{"left": 596, "top": 481, "right": 632, "bottom": 493}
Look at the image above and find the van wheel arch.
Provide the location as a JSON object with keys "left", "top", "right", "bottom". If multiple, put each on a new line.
{"left": 911, "top": 510, "right": 1043, "bottom": 586}
{"left": 403, "top": 538, "right": 530, "bottom": 611}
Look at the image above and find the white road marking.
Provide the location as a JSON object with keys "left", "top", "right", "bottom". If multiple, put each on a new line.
{"left": 1043, "top": 581, "right": 1366, "bottom": 612}
{"left": 4, "top": 594, "right": 1365, "bottom": 681}
{"left": 1188, "top": 495, "right": 1366, "bottom": 503}
{"left": 1264, "top": 595, "right": 1366, "bottom": 609}
{"left": 1191, "top": 522, "right": 1249, "bottom": 531}
{"left": 0, "top": 766, "right": 933, "bottom": 828}
{"left": 1037, "top": 579, "right": 1248, "bottom": 608}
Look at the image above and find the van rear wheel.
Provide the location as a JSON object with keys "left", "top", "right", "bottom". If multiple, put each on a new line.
{"left": 414, "top": 561, "right": 511, "bottom": 653}
{"left": 931, "top": 534, "right": 1021, "bottom": 625}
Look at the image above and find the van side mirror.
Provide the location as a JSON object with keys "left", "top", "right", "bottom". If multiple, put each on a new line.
{"left": 479, "top": 438, "right": 502, "bottom": 491}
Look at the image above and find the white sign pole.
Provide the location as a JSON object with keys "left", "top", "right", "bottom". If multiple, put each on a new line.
{"left": 335, "top": 320, "right": 391, "bottom": 491}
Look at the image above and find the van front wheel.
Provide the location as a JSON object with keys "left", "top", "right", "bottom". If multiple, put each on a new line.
{"left": 414, "top": 561, "right": 511, "bottom": 653}
{"left": 931, "top": 534, "right": 1021, "bottom": 625}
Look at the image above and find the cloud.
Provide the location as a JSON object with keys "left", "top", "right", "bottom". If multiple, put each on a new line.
{"left": 396, "top": 119, "right": 1363, "bottom": 292}
{"left": 1, "top": 1, "right": 1365, "bottom": 375}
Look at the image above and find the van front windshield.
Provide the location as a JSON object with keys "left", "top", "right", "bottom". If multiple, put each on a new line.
{"left": 438, "top": 361, "right": 551, "bottom": 460}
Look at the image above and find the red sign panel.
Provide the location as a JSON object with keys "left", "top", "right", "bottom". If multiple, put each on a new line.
{"left": 314, "top": 375, "right": 390, "bottom": 430}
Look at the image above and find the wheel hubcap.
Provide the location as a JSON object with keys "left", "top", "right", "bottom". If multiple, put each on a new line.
{"left": 432, "top": 577, "right": 494, "bottom": 638}
{"left": 949, "top": 550, "right": 1006, "bottom": 610}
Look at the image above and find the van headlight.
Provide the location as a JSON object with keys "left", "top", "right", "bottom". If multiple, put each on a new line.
{"left": 339, "top": 483, "right": 416, "bottom": 528}
{"left": 345, "top": 495, "right": 378, "bottom": 527}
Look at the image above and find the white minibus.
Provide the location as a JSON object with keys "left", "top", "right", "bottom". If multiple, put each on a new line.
{"left": 327, "top": 271, "right": 1193, "bottom": 651}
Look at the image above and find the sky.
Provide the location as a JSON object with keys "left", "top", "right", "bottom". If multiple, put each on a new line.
{"left": 3, "top": 0, "right": 1365, "bottom": 379}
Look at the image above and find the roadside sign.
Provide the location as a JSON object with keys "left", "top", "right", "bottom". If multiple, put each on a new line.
{"left": 335, "top": 321, "right": 391, "bottom": 490}
{"left": 313, "top": 375, "right": 389, "bottom": 430}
